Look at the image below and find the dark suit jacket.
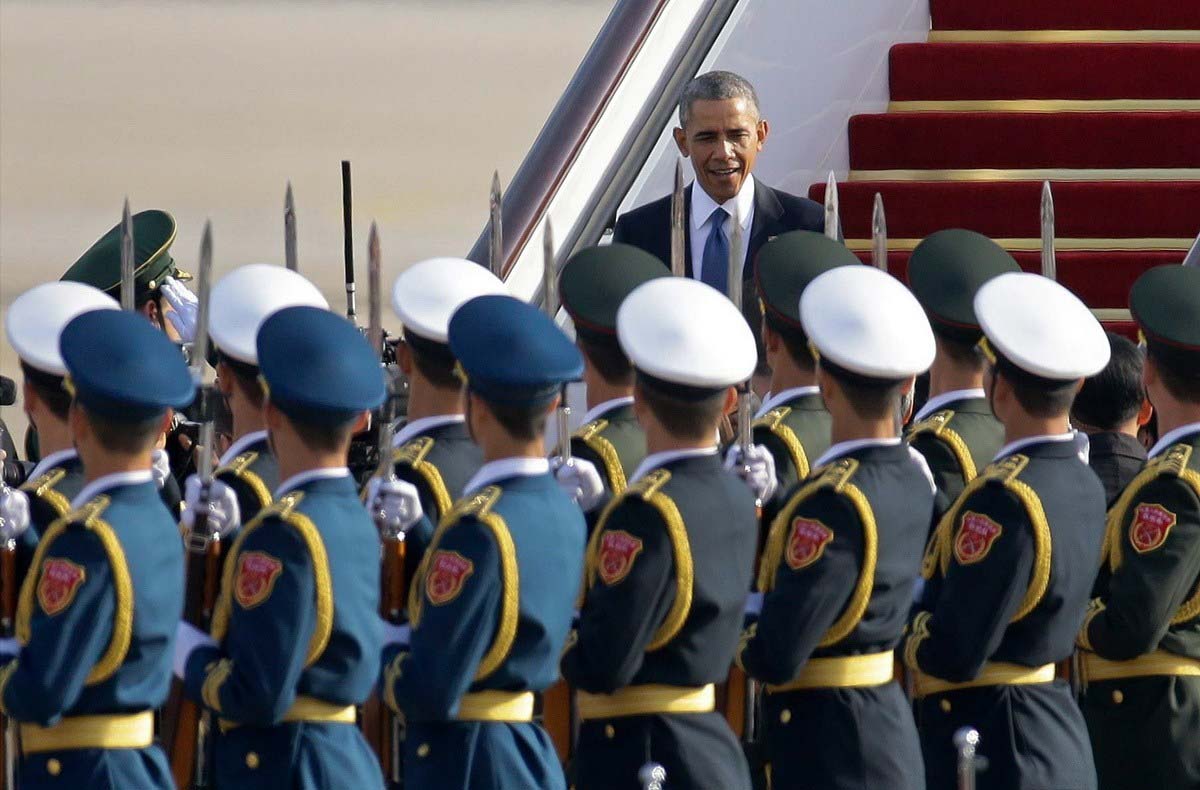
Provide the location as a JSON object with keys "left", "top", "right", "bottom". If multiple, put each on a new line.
{"left": 613, "top": 182, "right": 827, "bottom": 373}
{"left": 1087, "top": 430, "right": 1148, "bottom": 507}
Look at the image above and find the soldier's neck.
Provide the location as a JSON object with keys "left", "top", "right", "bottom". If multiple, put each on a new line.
{"left": 32, "top": 414, "right": 73, "bottom": 458}
{"left": 275, "top": 446, "right": 351, "bottom": 483}
{"left": 768, "top": 356, "right": 816, "bottom": 396}
{"left": 406, "top": 375, "right": 463, "bottom": 421}
{"left": 230, "top": 395, "right": 267, "bottom": 442}
{"left": 928, "top": 355, "right": 984, "bottom": 398}
{"left": 828, "top": 415, "right": 897, "bottom": 446}
{"left": 1153, "top": 399, "right": 1200, "bottom": 438}
{"left": 584, "top": 369, "right": 631, "bottom": 411}
{"left": 1002, "top": 412, "right": 1072, "bottom": 445}
{"left": 643, "top": 419, "right": 717, "bottom": 455}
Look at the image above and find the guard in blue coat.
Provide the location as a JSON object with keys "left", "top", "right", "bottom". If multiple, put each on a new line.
{"left": 176, "top": 305, "right": 386, "bottom": 789}
{"left": 376, "top": 294, "right": 585, "bottom": 790}
{"left": 0, "top": 309, "right": 192, "bottom": 790}
{"left": 738, "top": 265, "right": 934, "bottom": 790}
{"left": 563, "top": 277, "right": 758, "bottom": 790}
{"left": 906, "top": 273, "right": 1110, "bottom": 790}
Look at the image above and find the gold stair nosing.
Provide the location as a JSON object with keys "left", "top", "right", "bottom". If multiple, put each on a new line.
{"left": 929, "top": 30, "right": 1200, "bottom": 44}
{"left": 849, "top": 168, "right": 1200, "bottom": 183}
{"left": 889, "top": 99, "right": 1200, "bottom": 114}
{"left": 844, "top": 237, "right": 1195, "bottom": 252}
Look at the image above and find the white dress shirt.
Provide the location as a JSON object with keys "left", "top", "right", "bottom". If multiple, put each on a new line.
{"left": 755, "top": 386, "right": 821, "bottom": 419}
{"left": 690, "top": 176, "right": 756, "bottom": 284}
{"left": 912, "top": 388, "right": 987, "bottom": 424}
{"left": 630, "top": 446, "right": 718, "bottom": 485}
{"left": 464, "top": 457, "right": 551, "bottom": 496}
{"left": 392, "top": 414, "right": 465, "bottom": 448}
{"left": 275, "top": 467, "right": 351, "bottom": 497}
{"left": 994, "top": 432, "right": 1090, "bottom": 464}
{"left": 72, "top": 470, "right": 155, "bottom": 509}
{"left": 218, "top": 429, "right": 269, "bottom": 468}
{"left": 25, "top": 447, "right": 79, "bottom": 483}
{"left": 581, "top": 396, "right": 635, "bottom": 426}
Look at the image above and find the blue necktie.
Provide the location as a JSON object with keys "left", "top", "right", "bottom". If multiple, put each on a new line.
{"left": 700, "top": 207, "right": 729, "bottom": 293}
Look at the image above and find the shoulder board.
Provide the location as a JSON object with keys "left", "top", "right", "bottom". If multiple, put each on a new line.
{"left": 807, "top": 457, "right": 860, "bottom": 494}
{"left": 752, "top": 406, "right": 792, "bottom": 432}
{"left": 626, "top": 468, "right": 672, "bottom": 499}
{"left": 216, "top": 450, "right": 259, "bottom": 478}
{"left": 574, "top": 418, "right": 609, "bottom": 442}
{"left": 1158, "top": 443, "right": 1194, "bottom": 477}
{"left": 254, "top": 490, "right": 305, "bottom": 525}
{"left": 61, "top": 495, "right": 112, "bottom": 528}
{"left": 907, "top": 409, "right": 955, "bottom": 439}
{"left": 20, "top": 467, "right": 67, "bottom": 497}
{"left": 979, "top": 454, "right": 1030, "bottom": 486}
{"left": 445, "top": 485, "right": 503, "bottom": 523}
{"left": 394, "top": 436, "right": 435, "bottom": 467}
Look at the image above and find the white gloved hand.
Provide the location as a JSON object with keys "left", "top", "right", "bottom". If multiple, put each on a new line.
{"left": 365, "top": 477, "right": 424, "bottom": 536}
{"left": 551, "top": 456, "right": 605, "bottom": 511}
{"left": 0, "top": 636, "right": 19, "bottom": 657}
{"left": 182, "top": 475, "right": 241, "bottom": 538}
{"left": 151, "top": 449, "right": 172, "bottom": 490}
{"left": 174, "top": 620, "right": 217, "bottom": 679}
{"left": 380, "top": 621, "right": 412, "bottom": 649}
{"left": 724, "top": 443, "right": 778, "bottom": 504}
{"left": 0, "top": 485, "right": 32, "bottom": 542}
{"left": 161, "top": 277, "right": 199, "bottom": 343}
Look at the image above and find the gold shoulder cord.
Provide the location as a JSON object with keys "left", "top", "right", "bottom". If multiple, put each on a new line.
{"left": 575, "top": 419, "right": 628, "bottom": 494}
{"left": 393, "top": 437, "right": 453, "bottom": 517}
{"left": 216, "top": 451, "right": 272, "bottom": 511}
{"left": 906, "top": 410, "right": 977, "bottom": 484}
{"left": 753, "top": 407, "right": 809, "bottom": 480}
{"left": 20, "top": 468, "right": 72, "bottom": 519}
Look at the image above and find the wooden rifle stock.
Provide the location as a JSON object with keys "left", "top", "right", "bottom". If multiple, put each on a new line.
{"left": 366, "top": 535, "right": 407, "bottom": 786}
{"left": 2, "top": 543, "right": 16, "bottom": 788}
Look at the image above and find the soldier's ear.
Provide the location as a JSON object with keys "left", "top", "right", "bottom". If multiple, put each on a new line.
{"left": 351, "top": 410, "right": 371, "bottom": 435}
{"left": 1137, "top": 398, "right": 1154, "bottom": 428}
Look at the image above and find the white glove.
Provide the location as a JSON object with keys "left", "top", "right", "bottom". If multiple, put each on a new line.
{"left": 365, "top": 477, "right": 424, "bottom": 536}
{"left": 161, "top": 277, "right": 199, "bottom": 343}
{"left": 551, "top": 456, "right": 605, "bottom": 511}
{"left": 174, "top": 620, "right": 217, "bottom": 679}
{"left": 151, "top": 449, "right": 172, "bottom": 490}
{"left": 0, "top": 486, "right": 31, "bottom": 542}
{"left": 744, "top": 592, "right": 764, "bottom": 617}
{"left": 182, "top": 475, "right": 241, "bottom": 538}
{"left": 724, "top": 443, "right": 778, "bottom": 504}
{"left": 380, "top": 621, "right": 412, "bottom": 648}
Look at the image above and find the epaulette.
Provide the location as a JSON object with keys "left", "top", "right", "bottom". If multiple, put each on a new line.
{"left": 574, "top": 419, "right": 627, "bottom": 494}
{"left": 753, "top": 406, "right": 792, "bottom": 431}
{"left": 392, "top": 437, "right": 453, "bottom": 516}
{"left": 216, "top": 451, "right": 271, "bottom": 508}
{"left": 574, "top": 419, "right": 609, "bottom": 442}
{"left": 907, "top": 410, "right": 978, "bottom": 483}
{"left": 444, "top": 485, "right": 503, "bottom": 524}
{"left": 1103, "top": 443, "right": 1199, "bottom": 571}
{"left": 216, "top": 450, "right": 259, "bottom": 478}
{"left": 55, "top": 495, "right": 112, "bottom": 530}
{"left": 20, "top": 468, "right": 72, "bottom": 517}
{"left": 1159, "top": 443, "right": 1195, "bottom": 477}
{"left": 625, "top": 468, "right": 672, "bottom": 499}
{"left": 246, "top": 490, "right": 305, "bottom": 530}
{"left": 906, "top": 409, "right": 956, "bottom": 439}
{"left": 754, "top": 407, "right": 810, "bottom": 480}
{"left": 806, "top": 457, "right": 860, "bottom": 493}
{"left": 394, "top": 436, "right": 435, "bottom": 467}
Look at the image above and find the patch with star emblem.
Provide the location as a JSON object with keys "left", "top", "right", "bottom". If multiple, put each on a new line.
{"left": 786, "top": 518, "right": 834, "bottom": 570}
{"left": 234, "top": 551, "right": 284, "bottom": 609}
{"left": 598, "top": 530, "right": 643, "bottom": 585}
{"left": 1130, "top": 503, "right": 1177, "bottom": 554}
{"left": 426, "top": 550, "right": 475, "bottom": 605}
{"left": 954, "top": 511, "right": 1003, "bottom": 565}
{"left": 38, "top": 558, "right": 87, "bottom": 616}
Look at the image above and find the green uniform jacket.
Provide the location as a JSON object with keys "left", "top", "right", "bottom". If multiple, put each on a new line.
{"left": 906, "top": 395, "right": 1004, "bottom": 530}
{"left": 752, "top": 389, "right": 832, "bottom": 535}
{"left": 569, "top": 400, "right": 646, "bottom": 532}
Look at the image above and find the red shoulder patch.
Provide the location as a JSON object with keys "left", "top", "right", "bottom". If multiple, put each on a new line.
{"left": 954, "top": 511, "right": 1003, "bottom": 565}
{"left": 1130, "top": 503, "right": 1176, "bottom": 554}
{"left": 37, "top": 558, "right": 87, "bottom": 616}
{"left": 786, "top": 518, "right": 834, "bottom": 570}
{"left": 597, "top": 530, "right": 643, "bottom": 585}
{"left": 426, "top": 550, "right": 474, "bottom": 605}
{"left": 234, "top": 551, "right": 284, "bottom": 609}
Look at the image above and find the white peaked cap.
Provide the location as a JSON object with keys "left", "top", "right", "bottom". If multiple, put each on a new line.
{"left": 392, "top": 258, "right": 508, "bottom": 344}
{"left": 975, "top": 272, "right": 1110, "bottom": 380}
{"left": 617, "top": 277, "right": 756, "bottom": 388}
{"left": 801, "top": 265, "right": 935, "bottom": 379}
{"left": 6, "top": 282, "right": 119, "bottom": 376}
{"left": 210, "top": 264, "right": 329, "bottom": 364}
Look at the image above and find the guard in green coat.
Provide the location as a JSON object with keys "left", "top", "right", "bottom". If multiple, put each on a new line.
{"left": 905, "top": 230, "right": 1018, "bottom": 523}
{"left": 563, "top": 277, "right": 758, "bottom": 790}
{"left": 555, "top": 244, "right": 669, "bottom": 526}
{"left": 906, "top": 272, "right": 1109, "bottom": 790}
{"left": 177, "top": 305, "right": 386, "bottom": 789}
{"left": 376, "top": 294, "right": 585, "bottom": 789}
{"left": 1076, "top": 265, "right": 1200, "bottom": 790}
{"left": 751, "top": 231, "right": 858, "bottom": 526}
{"left": 0, "top": 308, "right": 193, "bottom": 790}
{"left": 738, "top": 264, "right": 934, "bottom": 790}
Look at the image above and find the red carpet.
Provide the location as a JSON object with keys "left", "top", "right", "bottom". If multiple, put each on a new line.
{"left": 890, "top": 43, "right": 1200, "bottom": 101}
{"left": 849, "top": 112, "right": 1200, "bottom": 170}
{"left": 930, "top": 0, "right": 1200, "bottom": 31}
{"left": 807, "top": 181, "right": 1200, "bottom": 239}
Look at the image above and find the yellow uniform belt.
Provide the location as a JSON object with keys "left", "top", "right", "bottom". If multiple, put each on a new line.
{"left": 455, "top": 690, "right": 535, "bottom": 722}
{"left": 1079, "top": 650, "right": 1200, "bottom": 684}
{"left": 220, "top": 695, "right": 357, "bottom": 732}
{"left": 20, "top": 711, "right": 154, "bottom": 755}
{"left": 577, "top": 683, "right": 715, "bottom": 720}
{"left": 767, "top": 651, "right": 895, "bottom": 693}
{"left": 913, "top": 662, "right": 1055, "bottom": 699}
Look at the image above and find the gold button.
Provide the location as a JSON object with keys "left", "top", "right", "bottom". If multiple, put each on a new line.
{"left": 939, "top": 699, "right": 952, "bottom": 713}
{"left": 779, "top": 709, "right": 792, "bottom": 724}
{"left": 1112, "top": 689, "right": 1124, "bottom": 704}
{"left": 245, "top": 752, "right": 260, "bottom": 770}
{"left": 47, "top": 758, "right": 62, "bottom": 776}
{"left": 604, "top": 724, "right": 615, "bottom": 739}
{"left": 417, "top": 743, "right": 430, "bottom": 758}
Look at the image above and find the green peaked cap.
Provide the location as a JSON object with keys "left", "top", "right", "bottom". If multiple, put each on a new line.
{"left": 908, "top": 229, "right": 1020, "bottom": 341}
{"left": 61, "top": 209, "right": 187, "bottom": 300}
{"left": 560, "top": 243, "right": 669, "bottom": 340}
{"left": 755, "top": 230, "right": 860, "bottom": 329}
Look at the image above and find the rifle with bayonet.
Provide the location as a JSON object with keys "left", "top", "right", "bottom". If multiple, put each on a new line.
{"left": 872, "top": 193, "right": 888, "bottom": 272}
{"left": 824, "top": 172, "right": 839, "bottom": 242}
{"left": 121, "top": 198, "right": 136, "bottom": 311}
{"left": 285, "top": 182, "right": 299, "bottom": 273}
{"left": 166, "top": 221, "right": 219, "bottom": 790}
{"left": 1041, "top": 181, "right": 1057, "bottom": 281}
{"left": 489, "top": 172, "right": 504, "bottom": 278}
{"left": 670, "top": 159, "right": 686, "bottom": 277}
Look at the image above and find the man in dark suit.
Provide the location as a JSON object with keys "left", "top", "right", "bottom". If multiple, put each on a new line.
{"left": 612, "top": 70, "right": 827, "bottom": 382}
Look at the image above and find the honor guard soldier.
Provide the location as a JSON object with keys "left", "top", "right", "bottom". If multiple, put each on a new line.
{"left": 751, "top": 231, "right": 858, "bottom": 523}
{"left": 906, "top": 230, "right": 1018, "bottom": 521}
{"left": 737, "top": 265, "right": 934, "bottom": 790}
{"left": 385, "top": 257, "right": 507, "bottom": 567}
{"left": 186, "top": 264, "right": 330, "bottom": 528}
{"left": 176, "top": 305, "right": 386, "bottom": 789}
{"left": 0, "top": 309, "right": 193, "bottom": 789}
{"left": 3, "top": 283, "right": 119, "bottom": 571}
{"left": 554, "top": 244, "right": 669, "bottom": 525}
{"left": 906, "top": 272, "right": 1109, "bottom": 790}
{"left": 1077, "top": 265, "right": 1200, "bottom": 790}
{"left": 376, "top": 294, "right": 585, "bottom": 790}
{"left": 563, "top": 277, "right": 758, "bottom": 790}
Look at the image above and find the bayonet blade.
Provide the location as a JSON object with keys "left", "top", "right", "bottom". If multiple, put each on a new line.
{"left": 120, "top": 198, "right": 135, "bottom": 311}
{"left": 284, "top": 182, "right": 298, "bottom": 272}
{"left": 1182, "top": 230, "right": 1200, "bottom": 267}
{"left": 1041, "top": 181, "right": 1057, "bottom": 281}
{"left": 727, "top": 202, "right": 743, "bottom": 312}
{"left": 670, "top": 158, "right": 686, "bottom": 277}
{"left": 194, "top": 220, "right": 214, "bottom": 482}
{"left": 824, "top": 172, "right": 839, "bottom": 241}
{"left": 367, "top": 222, "right": 383, "bottom": 357}
{"left": 542, "top": 217, "right": 558, "bottom": 318}
{"left": 871, "top": 193, "right": 888, "bottom": 271}
{"left": 342, "top": 160, "right": 357, "bottom": 320}
{"left": 489, "top": 171, "right": 504, "bottom": 278}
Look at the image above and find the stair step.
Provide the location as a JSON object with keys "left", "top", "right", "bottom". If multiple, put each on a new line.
{"left": 929, "top": 0, "right": 1200, "bottom": 31}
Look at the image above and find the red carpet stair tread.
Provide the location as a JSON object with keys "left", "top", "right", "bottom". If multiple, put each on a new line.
{"left": 807, "top": 181, "right": 1200, "bottom": 240}
{"left": 889, "top": 43, "right": 1200, "bottom": 101}
{"left": 848, "top": 111, "right": 1200, "bottom": 171}
{"left": 929, "top": 0, "right": 1200, "bottom": 31}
